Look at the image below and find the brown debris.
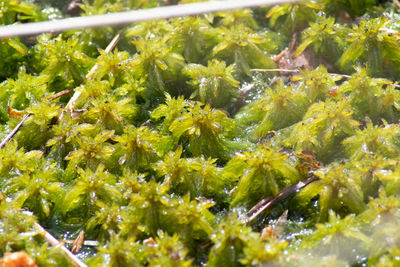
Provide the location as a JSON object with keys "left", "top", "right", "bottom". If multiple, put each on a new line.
{"left": 295, "top": 150, "right": 323, "bottom": 177}
{"left": 0, "top": 251, "right": 37, "bottom": 267}
{"left": 272, "top": 47, "right": 289, "bottom": 63}
{"left": 7, "top": 106, "right": 24, "bottom": 118}
{"left": 260, "top": 225, "right": 274, "bottom": 240}
{"left": 48, "top": 89, "right": 74, "bottom": 102}
{"left": 260, "top": 210, "right": 288, "bottom": 241}
{"left": 61, "top": 32, "right": 121, "bottom": 120}
{"left": 33, "top": 223, "right": 87, "bottom": 267}
{"left": 246, "top": 176, "right": 319, "bottom": 223}
{"left": 274, "top": 210, "right": 288, "bottom": 238}
{"left": 143, "top": 237, "right": 157, "bottom": 246}
{"left": 71, "top": 231, "right": 85, "bottom": 254}
{"left": 67, "top": 0, "right": 83, "bottom": 16}
{"left": 271, "top": 32, "right": 312, "bottom": 77}
{"left": 328, "top": 86, "right": 339, "bottom": 97}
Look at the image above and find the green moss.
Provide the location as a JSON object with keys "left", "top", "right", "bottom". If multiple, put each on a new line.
{"left": 2, "top": 0, "right": 400, "bottom": 266}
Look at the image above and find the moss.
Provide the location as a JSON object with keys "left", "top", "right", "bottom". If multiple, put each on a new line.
{"left": 2, "top": 0, "right": 400, "bottom": 266}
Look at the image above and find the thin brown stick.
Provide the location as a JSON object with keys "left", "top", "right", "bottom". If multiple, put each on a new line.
{"left": 2, "top": 200, "right": 88, "bottom": 265}
{"left": 34, "top": 223, "right": 87, "bottom": 267}
{"left": 71, "top": 230, "right": 85, "bottom": 254}
{"left": 48, "top": 89, "right": 74, "bottom": 101}
{"left": 86, "top": 33, "right": 121, "bottom": 80}
{"left": 245, "top": 176, "right": 319, "bottom": 223}
{"left": 0, "top": 114, "right": 31, "bottom": 149}
{"left": 272, "top": 48, "right": 289, "bottom": 62}
{"left": 247, "top": 196, "right": 273, "bottom": 215}
{"left": 1, "top": 89, "right": 74, "bottom": 149}
{"left": 63, "top": 32, "right": 121, "bottom": 116}
{"left": 0, "top": 33, "right": 120, "bottom": 149}
{"left": 251, "top": 68, "right": 300, "bottom": 73}
{"left": 393, "top": 0, "right": 400, "bottom": 8}
{"left": 0, "top": 88, "right": 73, "bottom": 149}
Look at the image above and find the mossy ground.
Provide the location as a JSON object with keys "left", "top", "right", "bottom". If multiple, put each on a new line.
{"left": 2, "top": 0, "right": 400, "bottom": 266}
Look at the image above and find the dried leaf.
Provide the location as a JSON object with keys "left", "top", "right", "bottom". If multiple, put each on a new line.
{"left": 71, "top": 230, "right": 85, "bottom": 254}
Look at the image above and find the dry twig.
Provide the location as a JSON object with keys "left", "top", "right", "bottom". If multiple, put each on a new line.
{"left": 272, "top": 48, "right": 289, "bottom": 62}
{"left": 0, "top": 33, "right": 119, "bottom": 151}
{"left": 251, "top": 68, "right": 299, "bottom": 73}
{"left": 34, "top": 223, "right": 87, "bottom": 267}
{"left": 0, "top": 88, "right": 74, "bottom": 149}
{"left": 71, "top": 230, "right": 85, "bottom": 254}
{"left": 0, "top": 114, "right": 31, "bottom": 149}
{"left": 60, "top": 32, "right": 121, "bottom": 120}
{"left": 48, "top": 88, "right": 74, "bottom": 101}
{"left": 245, "top": 176, "right": 319, "bottom": 223}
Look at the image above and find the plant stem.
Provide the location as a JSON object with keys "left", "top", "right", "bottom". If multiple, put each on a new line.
{"left": 61, "top": 32, "right": 121, "bottom": 118}
{"left": 48, "top": 89, "right": 74, "bottom": 101}
{"left": 0, "top": 33, "right": 120, "bottom": 149}
{"left": 59, "top": 32, "right": 121, "bottom": 120}
{"left": 245, "top": 176, "right": 319, "bottom": 223}
{"left": 34, "top": 223, "right": 87, "bottom": 267}
{"left": 251, "top": 68, "right": 299, "bottom": 73}
{"left": 0, "top": 114, "right": 31, "bottom": 149}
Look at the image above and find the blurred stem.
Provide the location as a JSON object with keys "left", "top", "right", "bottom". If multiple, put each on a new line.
{"left": 0, "top": 114, "right": 31, "bottom": 149}
{"left": 245, "top": 176, "right": 319, "bottom": 223}
{"left": 34, "top": 222, "right": 88, "bottom": 267}
{"left": 61, "top": 32, "right": 121, "bottom": 118}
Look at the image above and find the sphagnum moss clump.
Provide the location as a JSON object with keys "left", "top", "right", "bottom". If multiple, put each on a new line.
{"left": 2, "top": 0, "right": 400, "bottom": 266}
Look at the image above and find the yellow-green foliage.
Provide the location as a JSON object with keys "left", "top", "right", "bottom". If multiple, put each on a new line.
{"left": 3, "top": 0, "right": 400, "bottom": 266}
